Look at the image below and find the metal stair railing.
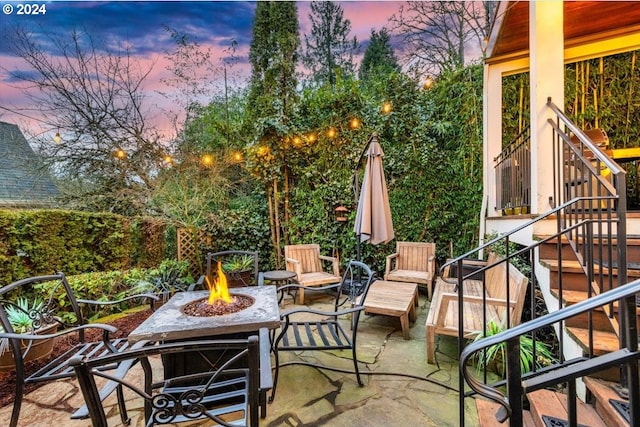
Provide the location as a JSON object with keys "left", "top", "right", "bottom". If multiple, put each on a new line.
{"left": 460, "top": 278, "right": 639, "bottom": 427}
{"left": 440, "top": 198, "right": 619, "bottom": 426}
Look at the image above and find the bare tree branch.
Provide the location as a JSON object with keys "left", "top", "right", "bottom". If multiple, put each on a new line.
{"left": 389, "top": 1, "right": 496, "bottom": 77}
{"left": 2, "top": 25, "right": 167, "bottom": 214}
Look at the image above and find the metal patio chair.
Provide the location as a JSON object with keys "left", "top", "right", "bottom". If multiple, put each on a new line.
{"left": 70, "top": 336, "right": 261, "bottom": 426}
{"left": 0, "top": 272, "right": 158, "bottom": 427}
{"left": 269, "top": 260, "right": 375, "bottom": 402}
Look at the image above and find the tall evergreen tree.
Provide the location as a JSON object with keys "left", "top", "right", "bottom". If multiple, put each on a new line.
{"left": 301, "top": 1, "right": 358, "bottom": 87}
{"left": 358, "top": 28, "right": 400, "bottom": 81}
{"left": 247, "top": 1, "right": 299, "bottom": 127}
{"left": 246, "top": 1, "right": 301, "bottom": 263}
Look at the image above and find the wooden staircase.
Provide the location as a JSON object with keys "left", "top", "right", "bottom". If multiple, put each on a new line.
{"left": 476, "top": 235, "right": 639, "bottom": 426}
{"left": 539, "top": 235, "right": 640, "bottom": 358}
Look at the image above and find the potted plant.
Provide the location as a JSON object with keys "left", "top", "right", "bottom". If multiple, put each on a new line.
{"left": 221, "top": 254, "right": 256, "bottom": 287}
{"left": 130, "top": 260, "right": 192, "bottom": 308}
{"left": 0, "top": 297, "right": 59, "bottom": 370}
{"left": 473, "top": 317, "right": 555, "bottom": 378}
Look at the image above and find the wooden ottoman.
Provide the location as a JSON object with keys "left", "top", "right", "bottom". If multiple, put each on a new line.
{"left": 363, "top": 280, "right": 419, "bottom": 339}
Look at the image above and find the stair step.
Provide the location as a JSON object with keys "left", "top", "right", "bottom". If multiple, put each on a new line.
{"left": 552, "top": 289, "right": 640, "bottom": 313}
{"left": 476, "top": 398, "right": 535, "bottom": 427}
{"left": 527, "top": 389, "right": 607, "bottom": 427}
{"left": 541, "top": 259, "right": 640, "bottom": 278}
{"left": 566, "top": 327, "right": 620, "bottom": 355}
{"left": 550, "top": 289, "right": 639, "bottom": 333}
{"left": 537, "top": 235, "right": 640, "bottom": 264}
{"left": 584, "top": 377, "right": 631, "bottom": 426}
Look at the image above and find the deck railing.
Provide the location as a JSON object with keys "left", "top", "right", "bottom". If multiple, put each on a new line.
{"left": 495, "top": 126, "right": 531, "bottom": 214}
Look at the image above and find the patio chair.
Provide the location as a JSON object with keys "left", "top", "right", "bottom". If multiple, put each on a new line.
{"left": 269, "top": 260, "right": 375, "bottom": 402}
{"left": 69, "top": 336, "right": 261, "bottom": 426}
{"left": 191, "top": 250, "right": 259, "bottom": 290}
{"left": 384, "top": 241, "right": 436, "bottom": 300}
{"left": 0, "top": 272, "right": 158, "bottom": 427}
{"left": 284, "top": 244, "right": 341, "bottom": 304}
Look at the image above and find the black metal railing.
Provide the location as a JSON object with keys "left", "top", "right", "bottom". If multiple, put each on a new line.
{"left": 443, "top": 98, "right": 633, "bottom": 426}
{"left": 495, "top": 126, "right": 531, "bottom": 214}
{"left": 461, "top": 279, "right": 639, "bottom": 427}
{"left": 548, "top": 98, "right": 628, "bottom": 302}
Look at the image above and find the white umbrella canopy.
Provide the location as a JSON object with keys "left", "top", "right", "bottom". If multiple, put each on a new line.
{"left": 354, "top": 133, "right": 395, "bottom": 253}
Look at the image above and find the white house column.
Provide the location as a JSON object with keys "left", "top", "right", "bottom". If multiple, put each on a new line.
{"left": 483, "top": 62, "right": 503, "bottom": 218}
{"left": 529, "top": 1, "right": 564, "bottom": 214}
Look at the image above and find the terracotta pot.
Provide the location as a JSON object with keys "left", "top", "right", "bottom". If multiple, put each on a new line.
{"left": 0, "top": 322, "right": 59, "bottom": 371}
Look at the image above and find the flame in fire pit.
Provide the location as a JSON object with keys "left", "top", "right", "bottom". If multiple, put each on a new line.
{"left": 205, "top": 261, "right": 233, "bottom": 304}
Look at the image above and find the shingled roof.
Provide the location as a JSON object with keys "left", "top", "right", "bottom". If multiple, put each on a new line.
{"left": 0, "top": 121, "right": 60, "bottom": 208}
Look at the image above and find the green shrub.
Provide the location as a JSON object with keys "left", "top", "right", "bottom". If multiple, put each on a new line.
{"left": 0, "top": 209, "right": 167, "bottom": 283}
{"left": 33, "top": 261, "right": 192, "bottom": 322}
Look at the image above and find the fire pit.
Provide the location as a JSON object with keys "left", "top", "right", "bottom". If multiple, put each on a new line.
{"left": 128, "top": 260, "right": 280, "bottom": 344}
{"left": 127, "top": 286, "right": 280, "bottom": 344}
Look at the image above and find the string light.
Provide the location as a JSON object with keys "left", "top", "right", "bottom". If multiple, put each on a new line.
{"left": 382, "top": 101, "right": 392, "bottom": 114}
{"left": 53, "top": 132, "right": 62, "bottom": 144}
{"left": 423, "top": 76, "right": 434, "bottom": 90}
{"left": 114, "top": 148, "right": 127, "bottom": 159}
{"left": 326, "top": 127, "right": 337, "bottom": 139}
{"left": 293, "top": 136, "right": 303, "bottom": 147}
{"left": 306, "top": 132, "right": 317, "bottom": 143}
{"left": 162, "top": 154, "right": 174, "bottom": 165}
{"left": 201, "top": 154, "right": 214, "bottom": 166}
{"left": 349, "top": 117, "right": 361, "bottom": 130}
{"left": 232, "top": 151, "right": 243, "bottom": 162}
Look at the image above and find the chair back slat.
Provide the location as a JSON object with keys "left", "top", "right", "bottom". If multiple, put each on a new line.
{"left": 396, "top": 242, "right": 435, "bottom": 271}
{"left": 285, "top": 244, "right": 322, "bottom": 273}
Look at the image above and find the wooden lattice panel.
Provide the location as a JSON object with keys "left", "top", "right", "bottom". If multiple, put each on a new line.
{"left": 177, "top": 228, "right": 211, "bottom": 278}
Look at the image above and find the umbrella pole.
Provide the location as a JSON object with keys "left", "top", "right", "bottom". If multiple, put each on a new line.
{"left": 353, "top": 167, "right": 360, "bottom": 262}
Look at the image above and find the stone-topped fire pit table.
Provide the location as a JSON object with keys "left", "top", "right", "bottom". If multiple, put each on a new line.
{"left": 128, "top": 286, "right": 280, "bottom": 382}
{"left": 128, "top": 286, "right": 280, "bottom": 343}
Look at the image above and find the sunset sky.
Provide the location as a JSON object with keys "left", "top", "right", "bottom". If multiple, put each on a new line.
{"left": 0, "top": 1, "right": 410, "bottom": 140}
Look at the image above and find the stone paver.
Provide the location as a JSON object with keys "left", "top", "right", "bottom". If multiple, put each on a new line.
{"left": 0, "top": 289, "right": 479, "bottom": 426}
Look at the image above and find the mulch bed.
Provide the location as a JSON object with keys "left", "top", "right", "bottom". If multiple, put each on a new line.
{"left": 0, "top": 309, "right": 152, "bottom": 409}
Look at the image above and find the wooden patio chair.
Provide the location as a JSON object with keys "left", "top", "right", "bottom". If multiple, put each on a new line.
{"left": 384, "top": 241, "right": 436, "bottom": 299}
{"left": 0, "top": 273, "right": 158, "bottom": 427}
{"left": 269, "top": 260, "right": 375, "bottom": 403}
{"left": 284, "top": 244, "right": 341, "bottom": 304}
{"left": 70, "top": 336, "right": 261, "bottom": 426}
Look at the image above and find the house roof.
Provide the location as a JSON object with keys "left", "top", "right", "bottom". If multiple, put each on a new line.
{"left": 487, "top": 1, "right": 640, "bottom": 63}
{"left": 0, "top": 121, "right": 60, "bottom": 207}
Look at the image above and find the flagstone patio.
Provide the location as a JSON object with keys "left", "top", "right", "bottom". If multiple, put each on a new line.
{"left": 0, "top": 290, "right": 479, "bottom": 426}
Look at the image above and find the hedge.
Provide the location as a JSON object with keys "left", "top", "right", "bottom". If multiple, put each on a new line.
{"left": 0, "top": 209, "right": 167, "bottom": 283}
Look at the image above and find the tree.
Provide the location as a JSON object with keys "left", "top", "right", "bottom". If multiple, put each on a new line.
{"left": 2, "top": 26, "right": 165, "bottom": 215}
{"left": 301, "top": 1, "right": 358, "bottom": 87}
{"left": 389, "top": 1, "right": 497, "bottom": 77}
{"left": 358, "top": 28, "right": 400, "bottom": 82}
{"left": 246, "top": 1, "right": 301, "bottom": 265}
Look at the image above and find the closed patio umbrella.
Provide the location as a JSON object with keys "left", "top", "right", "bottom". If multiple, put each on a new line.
{"left": 353, "top": 133, "right": 394, "bottom": 261}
